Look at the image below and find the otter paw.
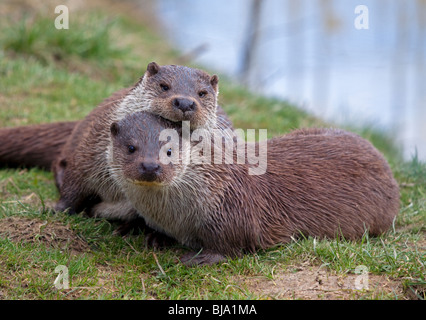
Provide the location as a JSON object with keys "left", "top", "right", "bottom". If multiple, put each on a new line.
{"left": 53, "top": 201, "right": 76, "bottom": 215}
{"left": 180, "top": 250, "right": 226, "bottom": 266}
{"left": 113, "top": 217, "right": 147, "bottom": 236}
{"left": 145, "top": 230, "right": 176, "bottom": 249}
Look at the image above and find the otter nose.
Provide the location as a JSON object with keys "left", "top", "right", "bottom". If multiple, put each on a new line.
{"left": 139, "top": 162, "right": 161, "bottom": 182}
{"left": 173, "top": 98, "right": 196, "bottom": 113}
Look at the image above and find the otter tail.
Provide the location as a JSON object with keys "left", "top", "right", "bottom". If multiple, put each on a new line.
{"left": 0, "top": 121, "right": 77, "bottom": 170}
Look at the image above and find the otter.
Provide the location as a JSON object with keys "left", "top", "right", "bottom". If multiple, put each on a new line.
{"left": 108, "top": 111, "right": 400, "bottom": 266}
{"left": 53, "top": 62, "right": 232, "bottom": 223}
{"left": 0, "top": 121, "right": 77, "bottom": 170}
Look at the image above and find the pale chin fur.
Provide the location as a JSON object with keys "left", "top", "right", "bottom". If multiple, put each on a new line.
{"left": 127, "top": 179, "right": 167, "bottom": 187}
{"left": 122, "top": 164, "right": 220, "bottom": 249}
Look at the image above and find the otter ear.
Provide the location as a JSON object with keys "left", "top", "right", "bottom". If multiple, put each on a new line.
{"left": 110, "top": 122, "right": 120, "bottom": 137}
{"left": 210, "top": 75, "right": 219, "bottom": 92}
{"left": 146, "top": 62, "right": 160, "bottom": 77}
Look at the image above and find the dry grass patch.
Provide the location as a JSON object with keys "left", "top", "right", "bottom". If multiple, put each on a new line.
{"left": 0, "top": 216, "right": 90, "bottom": 255}
{"left": 238, "top": 263, "right": 404, "bottom": 300}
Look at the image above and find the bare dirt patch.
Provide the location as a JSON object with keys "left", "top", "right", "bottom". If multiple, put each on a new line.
{"left": 240, "top": 264, "right": 404, "bottom": 300}
{"left": 0, "top": 216, "right": 89, "bottom": 254}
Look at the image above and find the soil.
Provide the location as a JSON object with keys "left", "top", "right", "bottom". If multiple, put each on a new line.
{"left": 0, "top": 216, "right": 89, "bottom": 255}
{"left": 0, "top": 216, "right": 415, "bottom": 299}
{"left": 238, "top": 263, "right": 404, "bottom": 300}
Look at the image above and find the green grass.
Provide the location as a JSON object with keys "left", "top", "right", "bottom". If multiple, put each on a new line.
{"left": 2, "top": 14, "right": 124, "bottom": 64}
{"left": 0, "top": 2, "right": 424, "bottom": 300}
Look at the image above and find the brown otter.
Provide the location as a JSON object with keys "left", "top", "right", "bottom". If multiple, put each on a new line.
{"left": 0, "top": 121, "right": 77, "bottom": 170}
{"left": 53, "top": 62, "right": 232, "bottom": 222}
{"left": 108, "top": 111, "right": 400, "bottom": 266}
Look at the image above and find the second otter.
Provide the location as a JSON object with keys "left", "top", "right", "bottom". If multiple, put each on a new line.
{"left": 109, "top": 112, "right": 400, "bottom": 265}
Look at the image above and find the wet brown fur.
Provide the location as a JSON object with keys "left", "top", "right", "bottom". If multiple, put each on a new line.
{"left": 52, "top": 87, "right": 131, "bottom": 189}
{"left": 110, "top": 112, "right": 400, "bottom": 265}
{"left": 0, "top": 121, "right": 77, "bottom": 170}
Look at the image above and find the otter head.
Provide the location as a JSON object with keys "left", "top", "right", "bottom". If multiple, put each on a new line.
{"left": 109, "top": 111, "right": 186, "bottom": 187}
{"left": 130, "top": 62, "right": 219, "bottom": 130}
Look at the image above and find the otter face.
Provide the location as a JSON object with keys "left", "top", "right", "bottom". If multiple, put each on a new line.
{"left": 133, "top": 62, "right": 219, "bottom": 130}
{"left": 109, "top": 112, "right": 185, "bottom": 187}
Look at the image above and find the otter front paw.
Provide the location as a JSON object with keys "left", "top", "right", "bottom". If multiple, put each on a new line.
{"left": 113, "top": 217, "right": 147, "bottom": 236}
{"left": 180, "top": 250, "right": 226, "bottom": 266}
{"left": 145, "top": 230, "right": 176, "bottom": 249}
{"left": 53, "top": 200, "right": 76, "bottom": 215}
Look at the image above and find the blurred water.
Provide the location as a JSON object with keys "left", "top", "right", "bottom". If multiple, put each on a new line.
{"left": 154, "top": 0, "right": 426, "bottom": 161}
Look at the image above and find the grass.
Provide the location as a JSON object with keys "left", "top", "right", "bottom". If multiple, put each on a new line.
{"left": 0, "top": 1, "right": 424, "bottom": 300}
{"left": 2, "top": 14, "right": 123, "bottom": 64}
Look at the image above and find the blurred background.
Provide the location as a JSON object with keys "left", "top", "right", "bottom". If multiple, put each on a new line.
{"left": 143, "top": 0, "right": 426, "bottom": 161}
{"left": 0, "top": 0, "right": 425, "bottom": 162}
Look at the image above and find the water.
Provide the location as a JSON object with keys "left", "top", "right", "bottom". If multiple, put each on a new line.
{"left": 153, "top": 0, "right": 426, "bottom": 161}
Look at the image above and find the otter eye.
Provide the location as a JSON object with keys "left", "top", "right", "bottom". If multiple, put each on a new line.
{"left": 160, "top": 83, "right": 170, "bottom": 92}
{"left": 128, "top": 145, "right": 136, "bottom": 154}
{"left": 167, "top": 148, "right": 172, "bottom": 157}
{"left": 198, "top": 90, "right": 207, "bottom": 98}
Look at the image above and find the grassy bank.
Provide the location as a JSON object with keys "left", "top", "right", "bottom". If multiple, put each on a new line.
{"left": 0, "top": 2, "right": 424, "bottom": 300}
